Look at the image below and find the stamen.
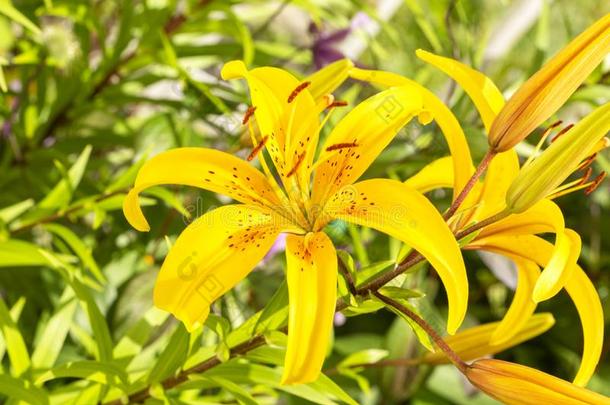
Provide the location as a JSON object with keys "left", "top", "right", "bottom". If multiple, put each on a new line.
{"left": 579, "top": 167, "right": 593, "bottom": 185}
{"left": 326, "top": 100, "right": 348, "bottom": 109}
{"left": 287, "top": 81, "right": 311, "bottom": 103}
{"left": 326, "top": 142, "right": 358, "bottom": 152}
{"left": 246, "top": 135, "right": 269, "bottom": 161}
{"left": 551, "top": 123, "right": 574, "bottom": 142}
{"left": 524, "top": 122, "right": 562, "bottom": 166}
{"left": 576, "top": 153, "right": 597, "bottom": 171}
{"left": 286, "top": 152, "right": 305, "bottom": 177}
{"left": 242, "top": 106, "right": 257, "bottom": 125}
{"left": 585, "top": 172, "right": 607, "bottom": 195}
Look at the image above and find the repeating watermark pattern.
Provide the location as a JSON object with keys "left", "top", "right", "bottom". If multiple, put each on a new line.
{"left": 375, "top": 94, "right": 404, "bottom": 123}
{"left": 176, "top": 249, "right": 225, "bottom": 304}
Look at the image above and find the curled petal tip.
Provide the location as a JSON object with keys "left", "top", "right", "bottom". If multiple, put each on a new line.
{"left": 221, "top": 60, "right": 247, "bottom": 80}
{"left": 123, "top": 188, "right": 151, "bottom": 232}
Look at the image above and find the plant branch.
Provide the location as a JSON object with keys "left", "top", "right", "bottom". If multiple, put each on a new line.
{"left": 372, "top": 291, "right": 468, "bottom": 374}
{"left": 444, "top": 150, "right": 496, "bottom": 220}
{"left": 11, "top": 189, "right": 127, "bottom": 234}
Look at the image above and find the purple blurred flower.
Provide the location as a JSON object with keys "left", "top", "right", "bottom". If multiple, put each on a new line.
{"left": 334, "top": 312, "right": 346, "bottom": 326}
{"left": 310, "top": 12, "right": 372, "bottom": 69}
{"left": 260, "top": 233, "right": 287, "bottom": 265}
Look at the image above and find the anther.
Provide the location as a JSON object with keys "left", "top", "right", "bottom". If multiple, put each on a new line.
{"left": 247, "top": 135, "right": 269, "bottom": 161}
{"left": 585, "top": 172, "right": 607, "bottom": 195}
{"left": 576, "top": 153, "right": 598, "bottom": 171}
{"left": 326, "top": 100, "right": 348, "bottom": 109}
{"left": 286, "top": 152, "right": 305, "bottom": 177}
{"left": 579, "top": 167, "right": 593, "bottom": 185}
{"left": 287, "top": 81, "right": 311, "bottom": 103}
{"left": 551, "top": 123, "right": 574, "bottom": 142}
{"left": 326, "top": 142, "right": 358, "bottom": 152}
{"left": 242, "top": 106, "right": 257, "bottom": 125}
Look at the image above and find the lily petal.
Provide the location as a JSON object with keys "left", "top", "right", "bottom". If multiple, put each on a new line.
{"left": 282, "top": 232, "right": 337, "bottom": 384}
{"left": 478, "top": 199, "right": 579, "bottom": 301}
{"left": 488, "top": 13, "right": 610, "bottom": 151}
{"left": 490, "top": 257, "right": 540, "bottom": 346}
{"left": 469, "top": 234, "right": 603, "bottom": 386}
{"left": 324, "top": 179, "right": 467, "bottom": 334}
{"left": 154, "top": 205, "right": 285, "bottom": 331}
{"left": 305, "top": 58, "right": 354, "bottom": 101}
{"left": 404, "top": 156, "right": 454, "bottom": 193}
{"left": 414, "top": 49, "right": 520, "bottom": 222}
{"left": 122, "top": 148, "right": 280, "bottom": 232}
{"left": 415, "top": 49, "right": 504, "bottom": 132}
{"left": 348, "top": 67, "right": 474, "bottom": 199}
{"left": 311, "top": 84, "right": 426, "bottom": 206}
{"left": 423, "top": 313, "right": 555, "bottom": 364}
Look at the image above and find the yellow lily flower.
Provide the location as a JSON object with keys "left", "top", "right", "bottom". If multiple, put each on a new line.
{"left": 422, "top": 313, "right": 555, "bottom": 365}
{"left": 123, "top": 60, "right": 469, "bottom": 384}
{"left": 487, "top": 13, "right": 610, "bottom": 152}
{"left": 402, "top": 50, "right": 605, "bottom": 386}
{"left": 466, "top": 359, "right": 610, "bottom": 405}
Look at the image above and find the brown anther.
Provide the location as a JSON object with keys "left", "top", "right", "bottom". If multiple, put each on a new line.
{"left": 548, "top": 120, "right": 563, "bottom": 129}
{"left": 326, "top": 142, "right": 358, "bottom": 152}
{"left": 579, "top": 167, "right": 593, "bottom": 185}
{"left": 326, "top": 100, "right": 348, "bottom": 109}
{"left": 585, "top": 172, "right": 607, "bottom": 195}
{"left": 286, "top": 152, "right": 305, "bottom": 177}
{"left": 577, "top": 153, "right": 598, "bottom": 171}
{"left": 287, "top": 81, "right": 311, "bottom": 103}
{"left": 551, "top": 123, "right": 574, "bottom": 142}
{"left": 242, "top": 106, "right": 257, "bottom": 125}
{"left": 247, "top": 135, "right": 269, "bottom": 161}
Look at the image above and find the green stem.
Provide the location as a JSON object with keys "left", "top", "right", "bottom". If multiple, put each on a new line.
{"left": 372, "top": 292, "right": 468, "bottom": 374}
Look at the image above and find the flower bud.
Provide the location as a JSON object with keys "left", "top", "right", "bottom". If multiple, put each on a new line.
{"left": 489, "top": 14, "right": 610, "bottom": 152}
{"left": 506, "top": 102, "right": 610, "bottom": 213}
{"left": 466, "top": 359, "right": 610, "bottom": 404}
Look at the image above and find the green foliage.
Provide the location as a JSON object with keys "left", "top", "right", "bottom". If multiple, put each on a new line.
{"left": 0, "top": 0, "right": 608, "bottom": 403}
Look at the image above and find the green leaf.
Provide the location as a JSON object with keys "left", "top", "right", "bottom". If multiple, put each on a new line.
{"left": 0, "top": 296, "right": 31, "bottom": 377}
{"left": 36, "top": 360, "right": 127, "bottom": 387}
{"left": 113, "top": 306, "right": 168, "bottom": 359}
{"left": 0, "top": 0, "right": 42, "bottom": 36}
{"left": 378, "top": 286, "right": 425, "bottom": 300}
{"left": 105, "top": 153, "right": 149, "bottom": 193}
{"left": 38, "top": 145, "right": 92, "bottom": 210}
{"left": 201, "top": 376, "right": 258, "bottom": 405}
{"left": 0, "top": 296, "right": 25, "bottom": 362}
{"left": 338, "top": 349, "right": 389, "bottom": 369}
{"left": 38, "top": 251, "right": 114, "bottom": 362}
{"left": 44, "top": 223, "right": 105, "bottom": 283}
{"left": 372, "top": 294, "right": 434, "bottom": 352}
{"left": 0, "top": 375, "right": 48, "bottom": 405}
{"left": 186, "top": 362, "right": 357, "bottom": 405}
{"left": 31, "top": 288, "right": 77, "bottom": 368}
{"left": 253, "top": 280, "right": 288, "bottom": 335}
{"left": 0, "top": 240, "right": 51, "bottom": 267}
{"left": 147, "top": 324, "right": 189, "bottom": 384}
{"left": 143, "top": 186, "right": 191, "bottom": 219}
{"left": 205, "top": 314, "right": 231, "bottom": 362}
{"left": 0, "top": 199, "right": 35, "bottom": 223}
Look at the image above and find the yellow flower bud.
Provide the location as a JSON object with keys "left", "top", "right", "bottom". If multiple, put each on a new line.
{"left": 488, "top": 13, "right": 610, "bottom": 152}
{"left": 466, "top": 359, "right": 610, "bottom": 405}
{"left": 506, "top": 102, "right": 610, "bottom": 213}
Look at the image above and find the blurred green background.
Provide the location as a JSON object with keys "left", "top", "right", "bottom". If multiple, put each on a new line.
{"left": 0, "top": 0, "right": 609, "bottom": 403}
